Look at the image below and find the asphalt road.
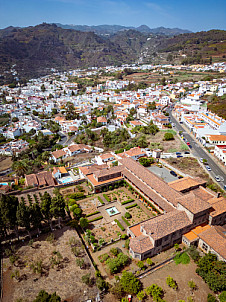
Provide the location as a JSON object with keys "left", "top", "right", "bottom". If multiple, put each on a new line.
{"left": 168, "top": 109, "right": 226, "bottom": 190}
{"left": 58, "top": 131, "right": 68, "bottom": 145}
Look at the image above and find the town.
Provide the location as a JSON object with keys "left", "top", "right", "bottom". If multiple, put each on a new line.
{"left": 0, "top": 62, "right": 225, "bottom": 302}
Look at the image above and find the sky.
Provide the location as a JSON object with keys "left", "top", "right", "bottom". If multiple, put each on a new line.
{"left": 0, "top": 0, "right": 226, "bottom": 32}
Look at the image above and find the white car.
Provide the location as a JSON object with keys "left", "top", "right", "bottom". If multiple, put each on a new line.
{"left": 206, "top": 166, "right": 211, "bottom": 171}
{"left": 215, "top": 176, "right": 221, "bottom": 182}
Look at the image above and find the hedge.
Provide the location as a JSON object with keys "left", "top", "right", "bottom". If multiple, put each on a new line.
{"left": 121, "top": 199, "right": 134, "bottom": 205}
{"left": 103, "top": 194, "right": 110, "bottom": 202}
{"left": 122, "top": 216, "right": 131, "bottom": 226}
{"left": 125, "top": 203, "right": 137, "bottom": 209}
{"left": 124, "top": 181, "right": 161, "bottom": 214}
{"left": 114, "top": 219, "right": 125, "bottom": 231}
{"left": 98, "top": 196, "right": 104, "bottom": 205}
{"left": 88, "top": 216, "right": 103, "bottom": 223}
{"left": 86, "top": 211, "right": 100, "bottom": 217}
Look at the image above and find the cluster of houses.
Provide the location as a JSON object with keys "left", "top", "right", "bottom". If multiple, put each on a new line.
{"left": 174, "top": 102, "right": 226, "bottom": 165}
{"left": 0, "top": 139, "right": 29, "bottom": 156}
{"left": 50, "top": 143, "right": 93, "bottom": 163}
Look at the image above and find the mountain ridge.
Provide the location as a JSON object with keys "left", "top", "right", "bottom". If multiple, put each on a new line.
{"left": 53, "top": 23, "right": 192, "bottom": 36}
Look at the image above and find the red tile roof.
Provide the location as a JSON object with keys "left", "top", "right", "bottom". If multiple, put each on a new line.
{"left": 130, "top": 235, "right": 154, "bottom": 254}
{"left": 176, "top": 192, "right": 212, "bottom": 215}
{"left": 199, "top": 226, "right": 226, "bottom": 260}
{"left": 119, "top": 157, "right": 181, "bottom": 207}
{"left": 141, "top": 211, "right": 192, "bottom": 240}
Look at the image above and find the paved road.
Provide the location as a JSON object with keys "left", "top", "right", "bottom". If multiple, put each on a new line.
{"left": 58, "top": 131, "right": 68, "bottom": 145}
{"left": 167, "top": 109, "right": 226, "bottom": 190}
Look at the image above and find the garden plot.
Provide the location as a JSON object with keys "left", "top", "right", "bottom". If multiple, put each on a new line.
{"left": 127, "top": 205, "right": 151, "bottom": 225}
{"left": 91, "top": 222, "right": 123, "bottom": 243}
{"left": 105, "top": 189, "right": 131, "bottom": 204}
{"left": 77, "top": 197, "right": 101, "bottom": 216}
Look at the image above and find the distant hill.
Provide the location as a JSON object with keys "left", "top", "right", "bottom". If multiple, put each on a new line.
{"left": 0, "top": 24, "right": 225, "bottom": 84}
{"left": 54, "top": 23, "right": 192, "bottom": 36}
{"left": 158, "top": 30, "right": 226, "bottom": 64}
{"left": 0, "top": 23, "right": 131, "bottom": 81}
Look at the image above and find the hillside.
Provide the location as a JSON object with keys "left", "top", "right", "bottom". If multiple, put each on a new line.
{"left": 0, "top": 24, "right": 225, "bottom": 84}
{"left": 158, "top": 30, "right": 226, "bottom": 64}
{"left": 0, "top": 23, "right": 131, "bottom": 82}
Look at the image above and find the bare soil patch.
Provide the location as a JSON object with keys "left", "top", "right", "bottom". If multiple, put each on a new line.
{"left": 0, "top": 156, "right": 12, "bottom": 171}
{"left": 147, "top": 131, "right": 187, "bottom": 153}
{"left": 2, "top": 227, "right": 98, "bottom": 302}
{"left": 165, "top": 157, "right": 209, "bottom": 179}
{"left": 141, "top": 260, "right": 216, "bottom": 302}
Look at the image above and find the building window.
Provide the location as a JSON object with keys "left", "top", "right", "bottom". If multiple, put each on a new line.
{"left": 202, "top": 242, "right": 208, "bottom": 252}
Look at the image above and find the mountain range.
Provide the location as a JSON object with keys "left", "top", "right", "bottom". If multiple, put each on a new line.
{"left": 0, "top": 23, "right": 225, "bottom": 84}
{"left": 54, "top": 23, "right": 192, "bottom": 36}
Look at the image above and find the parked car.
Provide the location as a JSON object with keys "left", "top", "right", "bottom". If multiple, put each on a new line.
{"left": 186, "top": 142, "right": 190, "bottom": 145}
{"left": 224, "top": 185, "right": 226, "bottom": 191}
{"left": 199, "top": 158, "right": 203, "bottom": 163}
{"left": 170, "top": 170, "right": 177, "bottom": 177}
{"left": 177, "top": 155, "right": 183, "bottom": 158}
{"left": 178, "top": 176, "right": 183, "bottom": 179}
{"left": 206, "top": 166, "right": 211, "bottom": 171}
{"left": 176, "top": 152, "right": 181, "bottom": 155}
{"left": 184, "top": 151, "right": 190, "bottom": 154}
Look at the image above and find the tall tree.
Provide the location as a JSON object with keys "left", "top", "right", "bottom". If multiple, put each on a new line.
{"left": 12, "top": 160, "right": 29, "bottom": 177}
{"left": 16, "top": 199, "right": 32, "bottom": 239}
{"left": 31, "top": 201, "right": 43, "bottom": 235}
{"left": 40, "top": 192, "right": 53, "bottom": 231}
{"left": 0, "top": 194, "right": 19, "bottom": 239}
{"left": 50, "top": 194, "right": 65, "bottom": 228}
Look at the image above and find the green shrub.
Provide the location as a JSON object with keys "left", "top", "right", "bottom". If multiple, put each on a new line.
{"left": 103, "top": 194, "right": 110, "bottom": 202}
{"left": 68, "top": 192, "right": 85, "bottom": 200}
{"left": 166, "top": 275, "right": 178, "bottom": 290}
{"left": 106, "top": 252, "right": 129, "bottom": 274}
{"left": 187, "top": 246, "right": 200, "bottom": 262}
{"left": 122, "top": 216, "right": 131, "bottom": 226}
{"left": 121, "top": 199, "right": 134, "bottom": 205}
{"left": 207, "top": 294, "right": 217, "bottom": 302}
{"left": 98, "top": 196, "right": 104, "bottom": 205}
{"left": 110, "top": 247, "right": 119, "bottom": 256}
{"left": 174, "top": 252, "right": 190, "bottom": 265}
{"left": 114, "top": 219, "right": 125, "bottom": 231}
{"left": 125, "top": 203, "right": 137, "bottom": 209}
{"left": 125, "top": 212, "right": 132, "bottom": 219}
{"left": 86, "top": 211, "right": 100, "bottom": 217}
{"left": 219, "top": 291, "right": 226, "bottom": 302}
{"left": 88, "top": 216, "right": 103, "bottom": 223}
{"left": 99, "top": 253, "right": 109, "bottom": 263}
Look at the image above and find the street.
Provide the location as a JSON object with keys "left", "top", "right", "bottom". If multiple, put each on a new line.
{"left": 168, "top": 109, "right": 226, "bottom": 190}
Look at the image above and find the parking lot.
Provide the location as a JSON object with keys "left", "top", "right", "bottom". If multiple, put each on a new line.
{"left": 147, "top": 165, "right": 179, "bottom": 183}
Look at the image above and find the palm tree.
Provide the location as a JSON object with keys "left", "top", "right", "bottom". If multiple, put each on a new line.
{"left": 12, "top": 160, "right": 29, "bottom": 177}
